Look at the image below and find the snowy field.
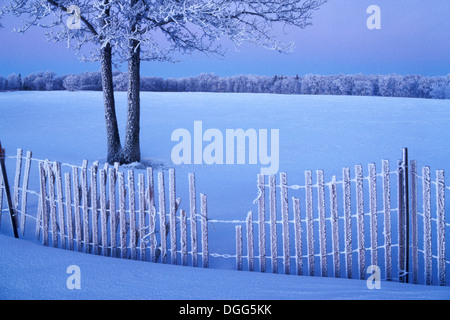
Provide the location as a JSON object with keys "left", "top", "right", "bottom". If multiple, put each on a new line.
{"left": 1, "top": 91, "right": 450, "bottom": 299}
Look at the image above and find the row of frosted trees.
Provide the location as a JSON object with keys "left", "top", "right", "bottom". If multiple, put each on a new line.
{"left": 1, "top": 72, "right": 449, "bottom": 99}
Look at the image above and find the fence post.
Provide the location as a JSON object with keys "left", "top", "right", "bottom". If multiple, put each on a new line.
{"left": 236, "top": 225, "right": 243, "bottom": 271}
{"left": 189, "top": 173, "right": 198, "bottom": 267}
{"left": 330, "top": 176, "right": 340, "bottom": 278}
{"left": 169, "top": 169, "right": 177, "bottom": 265}
{"left": 246, "top": 211, "right": 254, "bottom": 272}
{"left": 201, "top": 193, "right": 209, "bottom": 268}
{"left": 257, "top": 174, "right": 266, "bottom": 273}
{"left": 410, "top": 160, "right": 418, "bottom": 284}
{"left": 81, "top": 160, "right": 89, "bottom": 254}
{"left": 269, "top": 175, "right": 278, "bottom": 274}
{"left": 180, "top": 209, "right": 187, "bottom": 266}
{"left": 65, "top": 172, "right": 74, "bottom": 251}
{"left": 343, "top": 167, "right": 352, "bottom": 279}
{"left": 20, "top": 151, "right": 32, "bottom": 236}
{"left": 436, "top": 169, "right": 446, "bottom": 286}
{"left": 355, "top": 164, "right": 365, "bottom": 280}
{"left": 147, "top": 168, "right": 156, "bottom": 263}
{"left": 305, "top": 170, "right": 314, "bottom": 276}
{"left": 73, "top": 166, "right": 82, "bottom": 251}
{"left": 422, "top": 166, "right": 432, "bottom": 285}
{"left": 402, "top": 148, "right": 410, "bottom": 283}
{"left": 382, "top": 160, "right": 392, "bottom": 281}
{"left": 280, "top": 172, "right": 290, "bottom": 275}
{"left": 158, "top": 171, "right": 167, "bottom": 264}
{"left": 91, "top": 163, "right": 99, "bottom": 255}
{"left": 128, "top": 170, "right": 137, "bottom": 260}
{"left": 0, "top": 143, "right": 19, "bottom": 238}
{"left": 109, "top": 167, "right": 117, "bottom": 258}
{"left": 39, "top": 161, "right": 48, "bottom": 245}
{"left": 369, "top": 163, "right": 378, "bottom": 268}
{"left": 99, "top": 169, "right": 108, "bottom": 256}
{"left": 138, "top": 173, "right": 146, "bottom": 261}
{"left": 46, "top": 162, "right": 58, "bottom": 248}
{"left": 118, "top": 172, "right": 127, "bottom": 259}
{"left": 293, "top": 197, "right": 303, "bottom": 276}
{"left": 13, "top": 148, "right": 23, "bottom": 224}
{"left": 317, "top": 170, "right": 327, "bottom": 277}
{"left": 397, "top": 160, "right": 406, "bottom": 283}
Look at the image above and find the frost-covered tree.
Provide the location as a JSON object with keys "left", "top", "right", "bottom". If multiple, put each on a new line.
{"left": 7, "top": 73, "right": 22, "bottom": 90}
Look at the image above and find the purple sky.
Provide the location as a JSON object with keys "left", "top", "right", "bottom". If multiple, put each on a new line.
{"left": 0, "top": 0, "right": 449, "bottom": 78}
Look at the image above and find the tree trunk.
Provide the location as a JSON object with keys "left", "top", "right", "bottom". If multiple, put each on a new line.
{"left": 100, "top": 43, "right": 122, "bottom": 163}
{"left": 121, "top": 38, "right": 141, "bottom": 163}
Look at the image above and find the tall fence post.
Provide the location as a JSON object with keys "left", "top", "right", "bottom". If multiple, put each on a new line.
{"left": 0, "top": 143, "right": 19, "bottom": 238}
{"left": 201, "top": 193, "right": 209, "bottom": 268}
{"left": 280, "top": 172, "right": 290, "bottom": 275}
{"left": 436, "top": 169, "right": 446, "bottom": 286}
{"left": 257, "top": 174, "right": 266, "bottom": 273}
{"left": 422, "top": 166, "right": 432, "bottom": 285}
{"left": 355, "top": 164, "right": 365, "bottom": 280}
{"left": 410, "top": 160, "right": 418, "bottom": 284}
{"left": 342, "top": 167, "right": 352, "bottom": 279}
{"left": 269, "top": 175, "right": 278, "bottom": 274}
{"left": 402, "top": 148, "right": 410, "bottom": 284}
{"left": 382, "top": 160, "right": 392, "bottom": 281}
{"left": 317, "top": 170, "right": 327, "bottom": 277}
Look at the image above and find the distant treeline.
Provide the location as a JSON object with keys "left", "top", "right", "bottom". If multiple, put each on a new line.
{"left": 1, "top": 71, "right": 449, "bottom": 99}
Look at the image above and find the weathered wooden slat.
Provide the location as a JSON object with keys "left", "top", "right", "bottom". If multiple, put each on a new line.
{"left": 128, "top": 170, "right": 137, "bottom": 260}
{"left": 342, "top": 167, "right": 352, "bottom": 279}
{"left": 46, "top": 162, "right": 58, "bottom": 248}
{"left": 280, "top": 172, "right": 290, "bottom": 275}
{"left": 201, "top": 193, "right": 209, "bottom": 268}
{"left": 169, "top": 169, "right": 177, "bottom": 265}
{"left": 39, "top": 161, "right": 48, "bottom": 246}
{"left": 118, "top": 172, "right": 127, "bottom": 259}
{"left": 158, "top": 171, "right": 167, "bottom": 263}
{"left": 369, "top": 163, "right": 378, "bottom": 268}
{"left": 109, "top": 167, "right": 117, "bottom": 257}
{"left": 382, "top": 160, "right": 392, "bottom": 281}
{"left": 257, "top": 174, "right": 266, "bottom": 273}
{"left": 247, "top": 211, "right": 254, "bottom": 272}
{"left": 317, "top": 170, "right": 327, "bottom": 277}
{"left": 189, "top": 173, "right": 198, "bottom": 267}
{"left": 422, "top": 166, "right": 432, "bottom": 285}
{"left": 138, "top": 173, "right": 146, "bottom": 261}
{"left": 180, "top": 209, "right": 187, "bottom": 266}
{"left": 410, "top": 160, "right": 418, "bottom": 284}
{"left": 330, "top": 176, "right": 340, "bottom": 278}
{"left": 236, "top": 225, "right": 243, "bottom": 271}
{"left": 65, "top": 172, "right": 74, "bottom": 251}
{"left": 293, "top": 197, "right": 302, "bottom": 276}
{"left": 81, "top": 160, "right": 89, "bottom": 253}
{"left": 355, "top": 164, "right": 365, "bottom": 280}
{"left": 73, "top": 166, "right": 82, "bottom": 252}
{"left": 269, "top": 175, "right": 277, "bottom": 274}
{"left": 305, "top": 170, "right": 314, "bottom": 276}
{"left": 91, "top": 162, "right": 99, "bottom": 255}
{"left": 20, "top": 151, "right": 32, "bottom": 235}
{"left": 99, "top": 169, "right": 108, "bottom": 256}
{"left": 436, "top": 169, "right": 446, "bottom": 286}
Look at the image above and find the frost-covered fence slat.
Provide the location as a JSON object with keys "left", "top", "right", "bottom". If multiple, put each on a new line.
{"left": 109, "top": 168, "right": 117, "bottom": 258}
{"left": 369, "top": 163, "right": 378, "bottom": 268}
{"left": 422, "top": 166, "right": 432, "bottom": 285}
{"left": 73, "top": 166, "right": 82, "bottom": 252}
{"left": 305, "top": 170, "right": 314, "bottom": 276}
{"left": 46, "top": 162, "right": 58, "bottom": 248}
{"left": 410, "top": 160, "right": 418, "bottom": 284}
{"left": 236, "top": 225, "right": 243, "bottom": 271}
{"left": 189, "top": 173, "right": 198, "bottom": 267}
{"left": 330, "top": 176, "right": 340, "bottom": 278}
{"left": 382, "top": 160, "right": 392, "bottom": 281}
{"left": 99, "top": 169, "right": 107, "bottom": 256}
{"left": 118, "top": 172, "right": 127, "bottom": 259}
{"left": 91, "top": 163, "right": 99, "bottom": 255}
{"left": 81, "top": 160, "right": 89, "bottom": 253}
{"left": 269, "top": 175, "right": 277, "bottom": 274}
{"left": 158, "top": 171, "right": 167, "bottom": 264}
{"left": 55, "top": 163, "right": 65, "bottom": 250}
{"left": 201, "top": 193, "right": 209, "bottom": 268}
{"left": 317, "top": 170, "right": 327, "bottom": 277}
{"left": 436, "top": 170, "right": 446, "bottom": 286}
{"left": 0, "top": 165, "right": 3, "bottom": 228}
{"left": 39, "top": 162, "right": 48, "bottom": 246}
{"left": 20, "top": 151, "right": 32, "bottom": 235}
{"left": 128, "top": 170, "right": 137, "bottom": 260}
{"left": 293, "top": 197, "right": 302, "bottom": 276}
{"left": 355, "top": 164, "right": 365, "bottom": 280}
{"left": 169, "top": 169, "right": 177, "bottom": 265}
{"left": 280, "top": 172, "right": 290, "bottom": 275}
{"left": 180, "top": 209, "right": 187, "bottom": 266}
{"left": 138, "top": 174, "right": 146, "bottom": 261}
{"left": 343, "top": 167, "right": 352, "bottom": 279}
{"left": 257, "top": 174, "right": 266, "bottom": 273}
{"left": 246, "top": 211, "right": 254, "bottom": 272}
{"left": 13, "top": 148, "right": 22, "bottom": 215}
{"left": 65, "top": 172, "right": 74, "bottom": 251}
{"left": 148, "top": 168, "right": 156, "bottom": 263}
{"left": 397, "top": 160, "right": 405, "bottom": 282}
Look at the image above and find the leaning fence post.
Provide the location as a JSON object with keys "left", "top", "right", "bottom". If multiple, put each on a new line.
{"left": 201, "top": 193, "right": 209, "bottom": 268}
{"left": 436, "top": 169, "right": 446, "bottom": 286}
{"left": 422, "top": 166, "right": 432, "bottom": 285}
{"left": 0, "top": 143, "right": 19, "bottom": 238}
{"left": 20, "top": 151, "right": 32, "bottom": 236}
{"left": 382, "top": 160, "right": 392, "bottom": 281}
{"left": 39, "top": 161, "right": 48, "bottom": 245}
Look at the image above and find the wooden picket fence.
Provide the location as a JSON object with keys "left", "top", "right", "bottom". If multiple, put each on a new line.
{"left": 237, "top": 148, "right": 449, "bottom": 286}
{"left": 1, "top": 147, "right": 449, "bottom": 287}
{"left": 0, "top": 148, "right": 210, "bottom": 267}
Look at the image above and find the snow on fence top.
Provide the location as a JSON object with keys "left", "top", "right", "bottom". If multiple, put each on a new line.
{"left": 0, "top": 148, "right": 449, "bottom": 287}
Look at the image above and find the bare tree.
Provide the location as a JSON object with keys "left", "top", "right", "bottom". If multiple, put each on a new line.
{"left": 2, "top": 0, "right": 327, "bottom": 164}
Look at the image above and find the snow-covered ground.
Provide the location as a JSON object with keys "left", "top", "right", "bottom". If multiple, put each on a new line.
{"left": 0, "top": 91, "right": 449, "bottom": 299}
